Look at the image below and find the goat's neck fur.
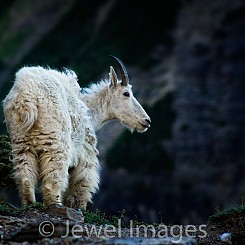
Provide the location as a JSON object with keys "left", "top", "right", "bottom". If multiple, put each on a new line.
{"left": 81, "top": 80, "right": 114, "bottom": 131}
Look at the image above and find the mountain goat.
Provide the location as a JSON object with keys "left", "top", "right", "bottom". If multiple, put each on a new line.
{"left": 3, "top": 56, "right": 151, "bottom": 209}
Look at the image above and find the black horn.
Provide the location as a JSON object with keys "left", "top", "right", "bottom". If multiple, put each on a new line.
{"left": 107, "top": 55, "right": 129, "bottom": 86}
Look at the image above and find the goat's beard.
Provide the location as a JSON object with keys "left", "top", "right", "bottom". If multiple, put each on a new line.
{"left": 119, "top": 118, "right": 148, "bottom": 134}
{"left": 136, "top": 127, "right": 148, "bottom": 133}
{"left": 122, "top": 123, "right": 148, "bottom": 134}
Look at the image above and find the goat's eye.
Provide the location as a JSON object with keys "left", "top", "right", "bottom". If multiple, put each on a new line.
{"left": 123, "top": 92, "right": 130, "bottom": 97}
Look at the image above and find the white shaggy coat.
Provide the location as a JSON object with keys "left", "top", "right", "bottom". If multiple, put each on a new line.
{"left": 3, "top": 67, "right": 99, "bottom": 209}
{"left": 3, "top": 65, "right": 150, "bottom": 209}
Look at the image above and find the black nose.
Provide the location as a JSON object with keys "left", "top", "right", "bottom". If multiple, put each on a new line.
{"left": 145, "top": 118, "right": 151, "bottom": 125}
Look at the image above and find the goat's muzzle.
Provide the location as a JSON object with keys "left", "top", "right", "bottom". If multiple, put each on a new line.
{"left": 139, "top": 117, "right": 151, "bottom": 130}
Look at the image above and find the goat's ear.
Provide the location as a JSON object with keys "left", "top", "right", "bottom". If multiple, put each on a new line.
{"left": 109, "top": 66, "right": 118, "bottom": 87}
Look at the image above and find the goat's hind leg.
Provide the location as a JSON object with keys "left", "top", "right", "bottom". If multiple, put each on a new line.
{"left": 40, "top": 150, "right": 69, "bottom": 206}
{"left": 13, "top": 148, "right": 39, "bottom": 205}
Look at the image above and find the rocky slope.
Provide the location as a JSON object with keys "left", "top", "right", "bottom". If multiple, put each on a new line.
{"left": 1, "top": 204, "right": 244, "bottom": 244}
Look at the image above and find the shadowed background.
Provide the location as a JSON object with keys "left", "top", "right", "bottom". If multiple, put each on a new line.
{"left": 0, "top": 0, "right": 244, "bottom": 224}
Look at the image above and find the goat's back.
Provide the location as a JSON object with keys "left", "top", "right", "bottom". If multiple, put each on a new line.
{"left": 3, "top": 66, "right": 87, "bottom": 147}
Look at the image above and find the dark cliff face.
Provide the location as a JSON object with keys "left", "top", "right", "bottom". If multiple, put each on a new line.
{"left": 0, "top": 0, "right": 244, "bottom": 224}
{"left": 171, "top": 0, "right": 245, "bottom": 222}
{"left": 173, "top": 0, "right": 245, "bottom": 169}
{"left": 101, "top": 0, "right": 245, "bottom": 224}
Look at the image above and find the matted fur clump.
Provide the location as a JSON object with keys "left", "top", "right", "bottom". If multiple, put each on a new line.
{"left": 3, "top": 56, "right": 151, "bottom": 209}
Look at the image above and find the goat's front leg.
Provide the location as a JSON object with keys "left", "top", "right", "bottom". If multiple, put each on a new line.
{"left": 64, "top": 152, "right": 100, "bottom": 210}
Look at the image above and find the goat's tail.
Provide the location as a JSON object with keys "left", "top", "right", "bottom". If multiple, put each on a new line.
{"left": 3, "top": 96, "right": 38, "bottom": 135}
{"left": 16, "top": 100, "right": 38, "bottom": 133}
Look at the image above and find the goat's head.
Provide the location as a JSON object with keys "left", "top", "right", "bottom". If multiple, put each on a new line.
{"left": 107, "top": 55, "right": 151, "bottom": 133}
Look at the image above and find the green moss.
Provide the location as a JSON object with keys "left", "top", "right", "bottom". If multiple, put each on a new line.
{"left": 208, "top": 201, "right": 245, "bottom": 242}
{"left": 0, "top": 201, "right": 46, "bottom": 216}
{"left": 84, "top": 209, "right": 157, "bottom": 227}
{"left": 209, "top": 205, "right": 245, "bottom": 229}
{"left": 0, "top": 203, "right": 14, "bottom": 215}
{"left": 209, "top": 201, "right": 245, "bottom": 237}
{"left": 84, "top": 209, "right": 126, "bottom": 227}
